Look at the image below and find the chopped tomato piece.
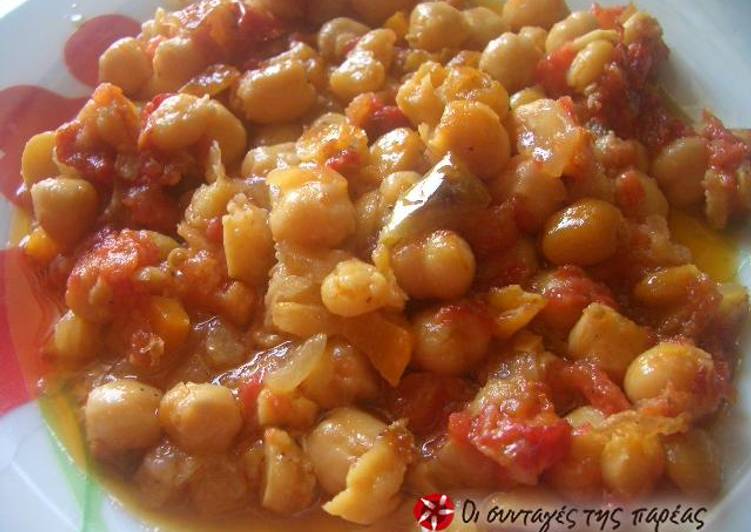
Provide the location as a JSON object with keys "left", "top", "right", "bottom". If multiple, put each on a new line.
{"left": 387, "top": 372, "right": 476, "bottom": 436}
{"left": 559, "top": 360, "right": 631, "bottom": 415}
{"left": 536, "top": 45, "right": 576, "bottom": 98}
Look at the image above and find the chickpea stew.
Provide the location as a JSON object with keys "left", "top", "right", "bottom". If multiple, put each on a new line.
{"left": 17, "top": 0, "right": 751, "bottom": 526}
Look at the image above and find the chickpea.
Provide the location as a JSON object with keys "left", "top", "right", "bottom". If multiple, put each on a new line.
{"left": 85, "top": 380, "right": 163, "bottom": 456}
{"left": 413, "top": 303, "right": 492, "bottom": 376}
{"left": 480, "top": 33, "right": 543, "bottom": 93}
{"left": 203, "top": 100, "right": 248, "bottom": 165}
{"left": 491, "top": 155, "right": 567, "bottom": 231}
{"left": 21, "top": 131, "right": 58, "bottom": 186}
{"left": 502, "top": 0, "right": 569, "bottom": 32}
{"left": 355, "top": 29, "right": 397, "bottom": 69}
{"left": 510, "top": 85, "right": 546, "bottom": 109}
{"left": 651, "top": 137, "right": 709, "bottom": 208}
{"left": 568, "top": 303, "right": 653, "bottom": 381}
{"left": 437, "top": 66, "right": 510, "bottom": 120}
{"left": 262, "top": 428, "right": 317, "bottom": 514}
{"left": 351, "top": 0, "right": 416, "bottom": 26}
{"left": 241, "top": 142, "right": 300, "bottom": 178}
{"left": 159, "top": 382, "right": 243, "bottom": 453}
{"left": 142, "top": 93, "right": 212, "bottom": 152}
{"left": 152, "top": 36, "right": 208, "bottom": 92}
{"left": 601, "top": 432, "right": 664, "bottom": 499}
{"left": 329, "top": 51, "right": 386, "bottom": 101}
{"left": 545, "top": 11, "right": 599, "bottom": 53}
{"left": 463, "top": 7, "right": 507, "bottom": 50}
{"left": 31, "top": 177, "right": 98, "bottom": 249}
{"left": 541, "top": 198, "right": 623, "bottom": 266}
{"left": 406, "top": 2, "right": 469, "bottom": 52}
{"left": 547, "top": 426, "right": 607, "bottom": 500}
{"left": 379, "top": 171, "right": 422, "bottom": 206}
{"left": 633, "top": 265, "right": 704, "bottom": 307}
{"left": 49, "top": 310, "right": 101, "bottom": 363}
{"left": 519, "top": 26, "right": 547, "bottom": 52}
{"left": 565, "top": 406, "right": 606, "bottom": 429}
{"left": 370, "top": 128, "right": 427, "bottom": 175}
{"left": 267, "top": 165, "right": 356, "bottom": 248}
{"left": 392, "top": 230, "right": 476, "bottom": 300}
{"left": 300, "top": 339, "right": 380, "bottom": 408}
{"left": 321, "top": 259, "right": 405, "bottom": 317}
{"left": 615, "top": 170, "right": 668, "bottom": 219}
{"left": 98, "top": 37, "right": 152, "bottom": 96}
{"left": 567, "top": 40, "right": 614, "bottom": 93}
{"left": 624, "top": 342, "right": 716, "bottom": 408}
{"left": 664, "top": 429, "right": 721, "bottom": 498}
{"left": 429, "top": 100, "right": 511, "bottom": 180}
{"left": 236, "top": 60, "right": 317, "bottom": 124}
{"left": 222, "top": 194, "right": 274, "bottom": 286}
{"left": 318, "top": 17, "right": 370, "bottom": 62}
{"left": 622, "top": 11, "right": 662, "bottom": 47}
{"left": 304, "top": 407, "right": 387, "bottom": 495}
{"left": 396, "top": 61, "right": 446, "bottom": 127}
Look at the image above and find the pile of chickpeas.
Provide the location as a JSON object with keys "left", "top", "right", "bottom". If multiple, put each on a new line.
{"left": 19, "top": 0, "right": 751, "bottom": 526}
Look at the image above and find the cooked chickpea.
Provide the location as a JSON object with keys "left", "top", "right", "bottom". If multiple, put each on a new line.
{"left": 651, "top": 137, "right": 709, "bottom": 208}
{"left": 547, "top": 426, "right": 607, "bottom": 500}
{"left": 624, "top": 342, "right": 716, "bottom": 407}
{"left": 262, "top": 428, "right": 317, "bottom": 514}
{"left": 406, "top": 2, "right": 469, "bottom": 52}
{"left": 519, "top": 26, "right": 547, "bottom": 52}
{"left": 236, "top": 60, "right": 317, "bottom": 124}
{"left": 21, "top": 131, "right": 58, "bottom": 186}
{"left": 321, "top": 259, "right": 404, "bottom": 317}
{"left": 633, "top": 265, "right": 704, "bottom": 307}
{"left": 159, "top": 382, "right": 243, "bottom": 453}
{"left": 49, "top": 310, "right": 101, "bottom": 363}
{"left": 355, "top": 29, "right": 397, "bottom": 68}
{"left": 396, "top": 61, "right": 446, "bottom": 127}
{"left": 480, "top": 32, "right": 543, "bottom": 93}
{"left": 567, "top": 40, "right": 614, "bottom": 93}
{"left": 565, "top": 406, "right": 606, "bottom": 429}
{"left": 510, "top": 85, "right": 546, "bottom": 109}
{"left": 222, "top": 194, "right": 274, "bottom": 286}
{"left": 503, "top": 0, "right": 569, "bottom": 31}
{"left": 329, "top": 51, "right": 386, "bottom": 101}
{"left": 437, "top": 65, "right": 510, "bottom": 120}
{"left": 413, "top": 303, "right": 492, "bottom": 375}
{"left": 142, "top": 93, "right": 212, "bottom": 152}
{"left": 98, "top": 37, "right": 152, "bottom": 96}
{"left": 664, "top": 429, "right": 721, "bottom": 498}
{"left": 541, "top": 198, "right": 623, "bottom": 266}
{"left": 152, "top": 36, "right": 208, "bottom": 92}
{"left": 241, "top": 142, "right": 299, "bottom": 178}
{"left": 463, "top": 7, "right": 507, "bottom": 50}
{"left": 203, "top": 100, "right": 248, "bottom": 165}
{"left": 304, "top": 407, "right": 386, "bottom": 494}
{"left": 545, "top": 11, "right": 599, "bottom": 53}
{"left": 616, "top": 170, "right": 668, "bottom": 219}
{"left": 85, "top": 380, "right": 163, "bottom": 456}
{"left": 267, "top": 165, "right": 356, "bottom": 248}
{"left": 622, "top": 11, "right": 662, "bottom": 47}
{"left": 370, "top": 128, "right": 426, "bottom": 175}
{"left": 318, "top": 17, "right": 371, "bottom": 62}
{"left": 429, "top": 100, "right": 511, "bottom": 180}
{"left": 568, "top": 303, "right": 653, "bottom": 381}
{"left": 31, "top": 177, "right": 98, "bottom": 249}
{"left": 391, "top": 230, "right": 476, "bottom": 300}
{"left": 601, "top": 432, "right": 665, "bottom": 499}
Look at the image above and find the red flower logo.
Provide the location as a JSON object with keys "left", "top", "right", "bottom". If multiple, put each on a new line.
{"left": 413, "top": 493, "right": 455, "bottom": 531}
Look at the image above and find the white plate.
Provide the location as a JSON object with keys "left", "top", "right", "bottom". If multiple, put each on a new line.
{"left": 0, "top": 1, "right": 750, "bottom": 530}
